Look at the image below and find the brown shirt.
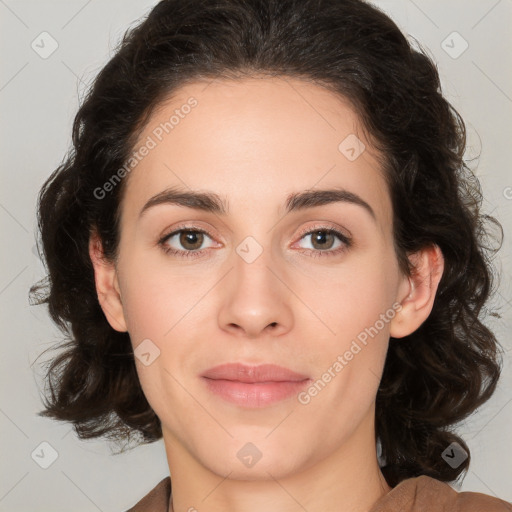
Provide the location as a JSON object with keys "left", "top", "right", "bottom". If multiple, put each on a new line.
{"left": 126, "top": 475, "right": 512, "bottom": 511}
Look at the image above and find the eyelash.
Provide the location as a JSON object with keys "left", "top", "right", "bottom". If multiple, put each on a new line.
{"left": 158, "top": 224, "right": 352, "bottom": 260}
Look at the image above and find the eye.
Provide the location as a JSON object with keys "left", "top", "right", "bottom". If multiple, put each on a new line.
{"left": 294, "top": 226, "right": 351, "bottom": 257}
{"left": 158, "top": 227, "right": 217, "bottom": 259}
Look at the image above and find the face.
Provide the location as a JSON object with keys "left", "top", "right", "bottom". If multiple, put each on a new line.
{"left": 104, "top": 76, "right": 412, "bottom": 480}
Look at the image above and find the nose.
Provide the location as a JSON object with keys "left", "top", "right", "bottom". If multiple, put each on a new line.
{"left": 217, "top": 245, "right": 294, "bottom": 339}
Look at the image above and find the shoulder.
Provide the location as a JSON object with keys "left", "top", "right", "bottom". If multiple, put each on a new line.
{"left": 370, "top": 475, "right": 512, "bottom": 512}
{"left": 124, "top": 476, "right": 171, "bottom": 512}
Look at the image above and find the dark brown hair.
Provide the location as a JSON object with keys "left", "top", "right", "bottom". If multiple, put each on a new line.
{"left": 30, "top": 0, "right": 504, "bottom": 487}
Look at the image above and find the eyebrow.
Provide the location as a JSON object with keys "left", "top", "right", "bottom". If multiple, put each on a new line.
{"left": 139, "top": 186, "right": 376, "bottom": 220}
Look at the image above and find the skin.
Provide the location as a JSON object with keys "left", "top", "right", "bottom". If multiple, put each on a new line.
{"left": 90, "top": 76, "right": 444, "bottom": 512}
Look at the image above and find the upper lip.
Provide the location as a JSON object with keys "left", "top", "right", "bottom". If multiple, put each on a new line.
{"left": 201, "top": 363, "right": 309, "bottom": 383}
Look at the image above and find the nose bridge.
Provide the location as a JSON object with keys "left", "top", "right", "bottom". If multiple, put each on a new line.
{"left": 232, "top": 233, "right": 280, "bottom": 302}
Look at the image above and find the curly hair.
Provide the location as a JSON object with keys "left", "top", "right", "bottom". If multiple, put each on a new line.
{"left": 30, "top": 0, "right": 504, "bottom": 487}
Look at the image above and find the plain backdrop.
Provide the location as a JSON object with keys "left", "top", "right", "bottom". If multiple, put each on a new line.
{"left": 1, "top": 1, "right": 511, "bottom": 510}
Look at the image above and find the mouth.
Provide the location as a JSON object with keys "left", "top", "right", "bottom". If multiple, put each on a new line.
{"left": 201, "top": 363, "right": 312, "bottom": 408}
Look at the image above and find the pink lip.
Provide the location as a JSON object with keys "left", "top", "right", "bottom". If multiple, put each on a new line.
{"left": 201, "top": 363, "right": 311, "bottom": 408}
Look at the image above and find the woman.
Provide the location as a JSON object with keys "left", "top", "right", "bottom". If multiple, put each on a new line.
{"left": 31, "top": 0, "right": 511, "bottom": 510}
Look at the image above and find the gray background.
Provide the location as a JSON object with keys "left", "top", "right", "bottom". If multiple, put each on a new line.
{"left": 1, "top": 1, "right": 511, "bottom": 510}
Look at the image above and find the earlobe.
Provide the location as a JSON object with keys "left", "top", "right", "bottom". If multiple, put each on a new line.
{"left": 89, "top": 231, "right": 128, "bottom": 332}
{"left": 390, "top": 245, "right": 444, "bottom": 339}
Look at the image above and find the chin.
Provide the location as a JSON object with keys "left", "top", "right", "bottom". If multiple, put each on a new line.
{"left": 195, "top": 434, "right": 313, "bottom": 482}
{"left": 207, "top": 454, "right": 300, "bottom": 482}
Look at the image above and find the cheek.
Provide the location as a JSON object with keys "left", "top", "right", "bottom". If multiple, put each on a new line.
{"left": 294, "top": 248, "right": 398, "bottom": 414}
{"left": 296, "top": 269, "right": 394, "bottom": 434}
{"left": 301, "top": 252, "right": 399, "bottom": 347}
{"left": 117, "top": 252, "right": 215, "bottom": 342}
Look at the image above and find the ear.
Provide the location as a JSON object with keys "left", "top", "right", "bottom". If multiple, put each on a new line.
{"left": 390, "top": 244, "right": 444, "bottom": 338}
{"left": 89, "top": 230, "right": 128, "bottom": 332}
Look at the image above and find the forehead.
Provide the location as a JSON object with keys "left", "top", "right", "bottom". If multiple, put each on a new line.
{"left": 121, "top": 76, "right": 392, "bottom": 231}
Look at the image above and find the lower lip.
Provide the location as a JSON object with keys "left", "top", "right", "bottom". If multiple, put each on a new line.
{"left": 202, "top": 378, "right": 311, "bottom": 408}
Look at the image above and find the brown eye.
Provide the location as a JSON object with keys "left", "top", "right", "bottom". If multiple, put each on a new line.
{"left": 296, "top": 227, "right": 350, "bottom": 255}
{"left": 159, "top": 228, "right": 216, "bottom": 258}
{"left": 309, "top": 230, "right": 337, "bottom": 250}
{"left": 178, "top": 231, "right": 205, "bottom": 251}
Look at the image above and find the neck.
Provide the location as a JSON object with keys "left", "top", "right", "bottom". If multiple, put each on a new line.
{"left": 165, "top": 409, "right": 391, "bottom": 512}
